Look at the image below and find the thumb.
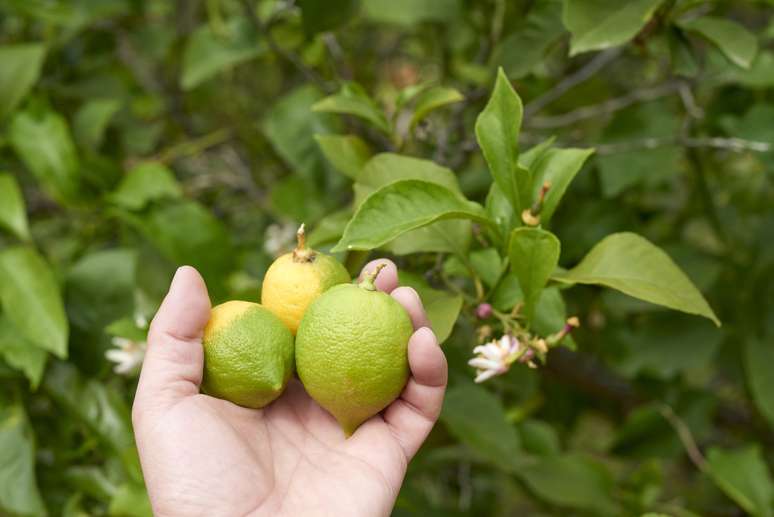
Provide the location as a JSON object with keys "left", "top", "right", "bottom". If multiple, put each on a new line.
{"left": 134, "top": 266, "right": 211, "bottom": 415}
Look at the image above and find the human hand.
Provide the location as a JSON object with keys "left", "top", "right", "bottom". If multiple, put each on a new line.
{"left": 132, "top": 260, "right": 448, "bottom": 517}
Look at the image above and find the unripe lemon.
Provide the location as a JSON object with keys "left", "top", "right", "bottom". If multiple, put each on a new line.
{"left": 295, "top": 264, "right": 413, "bottom": 435}
{"left": 202, "top": 301, "right": 294, "bottom": 409}
{"left": 261, "top": 224, "right": 350, "bottom": 334}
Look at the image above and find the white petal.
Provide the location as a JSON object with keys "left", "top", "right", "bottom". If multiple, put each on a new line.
{"left": 468, "top": 358, "right": 502, "bottom": 370}
{"left": 482, "top": 343, "right": 505, "bottom": 360}
{"left": 474, "top": 369, "right": 499, "bottom": 383}
{"left": 111, "top": 337, "right": 132, "bottom": 349}
{"left": 106, "top": 349, "right": 130, "bottom": 363}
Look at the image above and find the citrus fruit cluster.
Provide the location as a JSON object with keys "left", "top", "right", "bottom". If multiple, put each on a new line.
{"left": 201, "top": 224, "right": 412, "bottom": 435}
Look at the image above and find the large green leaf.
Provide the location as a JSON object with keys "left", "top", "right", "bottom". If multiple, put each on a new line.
{"left": 409, "top": 86, "right": 464, "bottom": 128}
{"left": 518, "top": 453, "right": 618, "bottom": 514}
{"left": 9, "top": 108, "right": 82, "bottom": 204}
{"left": 745, "top": 339, "right": 774, "bottom": 429}
{"left": 509, "top": 228, "right": 561, "bottom": 323}
{"left": 361, "top": 0, "right": 461, "bottom": 25}
{"left": 107, "top": 162, "right": 182, "bottom": 211}
{"left": 563, "top": 0, "right": 664, "bottom": 55}
{"left": 0, "top": 246, "right": 69, "bottom": 358}
{"left": 554, "top": 233, "right": 719, "bottom": 325}
{"left": 398, "top": 272, "right": 463, "bottom": 343}
{"left": 706, "top": 446, "right": 774, "bottom": 517}
{"left": 0, "top": 173, "right": 30, "bottom": 241}
{"left": 0, "top": 405, "right": 46, "bottom": 517}
{"left": 0, "top": 43, "right": 46, "bottom": 121}
{"left": 679, "top": 16, "right": 758, "bottom": 69}
{"left": 441, "top": 383, "right": 524, "bottom": 471}
{"left": 475, "top": 68, "right": 529, "bottom": 215}
{"left": 528, "top": 147, "right": 594, "bottom": 224}
{"left": 496, "top": 0, "right": 566, "bottom": 79}
{"left": 315, "top": 134, "right": 371, "bottom": 179}
{"left": 312, "top": 82, "right": 390, "bottom": 134}
{"left": 332, "top": 180, "right": 488, "bottom": 252}
{"left": 356, "top": 153, "right": 461, "bottom": 194}
{"left": 73, "top": 98, "right": 121, "bottom": 151}
{"left": 181, "top": 17, "right": 263, "bottom": 90}
{"left": 0, "top": 316, "right": 47, "bottom": 389}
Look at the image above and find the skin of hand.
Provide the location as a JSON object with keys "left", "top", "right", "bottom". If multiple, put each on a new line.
{"left": 132, "top": 259, "right": 448, "bottom": 517}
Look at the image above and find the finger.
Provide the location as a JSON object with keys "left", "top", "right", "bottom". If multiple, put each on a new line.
{"left": 391, "top": 286, "right": 430, "bottom": 330}
{"left": 359, "top": 259, "right": 398, "bottom": 293}
{"left": 134, "top": 266, "right": 211, "bottom": 413}
{"left": 383, "top": 327, "right": 447, "bottom": 460}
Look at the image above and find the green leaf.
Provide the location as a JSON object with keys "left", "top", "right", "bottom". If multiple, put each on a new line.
{"left": 485, "top": 183, "right": 514, "bottom": 244}
{"left": 0, "top": 246, "right": 69, "bottom": 358}
{"left": 65, "top": 248, "right": 137, "bottom": 331}
{"left": 706, "top": 446, "right": 774, "bottom": 517}
{"left": 519, "top": 419, "right": 561, "bottom": 457}
{"left": 332, "top": 180, "right": 489, "bottom": 252}
{"left": 181, "top": 17, "right": 264, "bottom": 90}
{"left": 554, "top": 233, "right": 720, "bottom": 325}
{"left": 679, "top": 16, "right": 758, "bottom": 69}
{"left": 528, "top": 147, "right": 594, "bottom": 225}
{"left": 398, "top": 272, "right": 463, "bottom": 343}
{"left": 356, "top": 153, "right": 461, "bottom": 194}
{"left": 509, "top": 228, "right": 561, "bottom": 323}
{"left": 0, "top": 316, "right": 47, "bottom": 389}
{"left": 518, "top": 453, "right": 618, "bottom": 514}
{"left": 9, "top": 108, "right": 82, "bottom": 204}
{"left": 263, "top": 85, "right": 338, "bottom": 180}
{"left": 315, "top": 134, "right": 371, "bottom": 179}
{"left": 313, "top": 82, "right": 389, "bottom": 134}
{"left": 745, "top": 339, "right": 774, "bottom": 429}
{"left": 563, "top": 0, "right": 664, "bottom": 55}
{"left": 496, "top": 0, "right": 565, "bottom": 79}
{"left": 441, "top": 383, "right": 524, "bottom": 471}
{"left": 361, "top": 0, "right": 461, "bottom": 25}
{"left": 298, "top": 0, "right": 358, "bottom": 35}
{"left": 409, "top": 86, "right": 464, "bottom": 128}
{"left": 44, "top": 362, "right": 142, "bottom": 481}
{"left": 0, "top": 405, "right": 46, "bottom": 517}
{"left": 107, "top": 162, "right": 182, "bottom": 210}
{"left": 475, "top": 68, "right": 529, "bottom": 216}
{"left": 0, "top": 43, "right": 46, "bottom": 121}
{"left": 470, "top": 248, "right": 503, "bottom": 288}
{"left": 73, "top": 98, "right": 121, "bottom": 150}
{"left": 0, "top": 173, "right": 30, "bottom": 241}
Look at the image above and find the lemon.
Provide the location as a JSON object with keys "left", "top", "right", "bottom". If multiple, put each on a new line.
{"left": 202, "top": 301, "right": 294, "bottom": 409}
{"left": 261, "top": 224, "right": 350, "bottom": 334}
{"left": 295, "top": 264, "right": 413, "bottom": 435}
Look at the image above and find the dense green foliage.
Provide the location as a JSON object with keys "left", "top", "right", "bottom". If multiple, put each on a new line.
{"left": 1, "top": 0, "right": 773, "bottom": 515}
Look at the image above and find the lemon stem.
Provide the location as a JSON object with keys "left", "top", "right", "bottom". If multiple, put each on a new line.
{"left": 292, "top": 223, "right": 315, "bottom": 262}
{"left": 359, "top": 263, "right": 386, "bottom": 291}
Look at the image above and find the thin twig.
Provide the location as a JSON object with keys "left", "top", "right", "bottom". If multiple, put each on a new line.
{"left": 154, "top": 128, "right": 232, "bottom": 164}
{"left": 524, "top": 48, "right": 623, "bottom": 118}
{"left": 659, "top": 404, "right": 707, "bottom": 471}
{"left": 594, "top": 136, "right": 772, "bottom": 155}
{"left": 526, "top": 81, "right": 682, "bottom": 128}
{"left": 240, "top": 0, "right": 331, "bottom": 92}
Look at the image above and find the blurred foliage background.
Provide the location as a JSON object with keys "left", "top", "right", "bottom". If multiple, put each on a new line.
{"left": 1, "top": 0, "right": 774, "bottom": 515}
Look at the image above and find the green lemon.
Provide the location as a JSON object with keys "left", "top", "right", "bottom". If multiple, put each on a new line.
{"left": 262, "top": 224, "right": 350, "bottom": 334}
{"left": 295, "top": 265, "right": 413, "bottom": 435}
{"left": 202, "top": 300, "right": 294, "bottom": 409}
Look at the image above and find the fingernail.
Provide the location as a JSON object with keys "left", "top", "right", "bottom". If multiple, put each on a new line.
{"left": 416, "top": 326, "right": 438, "bottom": 344}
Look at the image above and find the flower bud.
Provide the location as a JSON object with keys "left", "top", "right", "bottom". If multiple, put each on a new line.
{"left": 476, "top": 303, "right": 493, "bottom": 319}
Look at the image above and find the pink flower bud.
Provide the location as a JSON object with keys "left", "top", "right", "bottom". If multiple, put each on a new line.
{"left": 476, "top": 303, "right": 493, "bottom": 319}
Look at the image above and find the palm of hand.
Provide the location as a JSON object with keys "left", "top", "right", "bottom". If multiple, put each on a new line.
{"left": 149, "top": 384, "right": 405, "bottom": 517}
{"left": 133, "top": 261, "right": 446, "bottom": 517}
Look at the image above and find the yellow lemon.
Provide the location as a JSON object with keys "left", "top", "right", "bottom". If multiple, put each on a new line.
{"left": 202, "top": 301, "right": 294, "bottom": 408}
{"left": 261, "top": 224, "right": 350, "bottom": 334}
{"left": 295, "top": 264, "right": 413, "bottom": 435}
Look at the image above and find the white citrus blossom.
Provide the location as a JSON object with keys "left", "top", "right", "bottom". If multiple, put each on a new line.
{"left": 468, "top": 335, "right": 521, "bottom": 383}
{"left": 106, "top": 337, "right": 147, "bottom": 375}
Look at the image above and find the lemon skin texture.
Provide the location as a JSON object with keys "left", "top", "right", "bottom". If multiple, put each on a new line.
{"left": 295, "top": 284, "right": 414, "bottom": 435}
{"left": 261, "top": 251, "right": 350, "bottom": 334}
{"left": 202, "top": 301, "right": 294, "bottom": 409}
